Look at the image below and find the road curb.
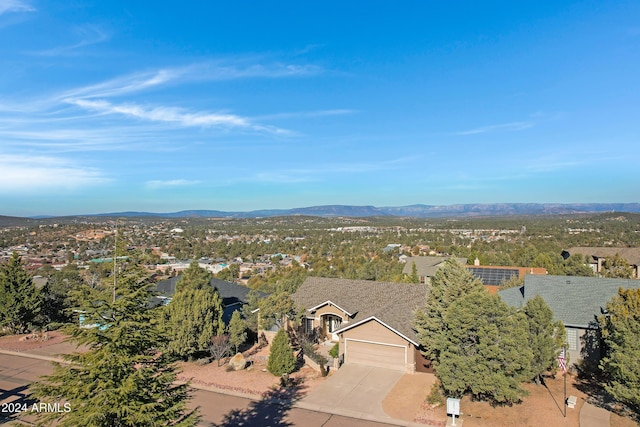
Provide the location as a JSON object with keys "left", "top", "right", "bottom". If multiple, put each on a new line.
{"left": 0, "top": 349, "right": 67, "bottom": 364}
{"left": 293, "top": 400, "right": 430, "bottom": 426}
{"left": 1, "top": 350, "right": 436, "bottom": 426}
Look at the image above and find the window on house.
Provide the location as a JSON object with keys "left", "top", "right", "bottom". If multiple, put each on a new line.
{"left": 303, "top": 318, "right": 314, "bottom": 334}
{"left": 567, "top": 328, "right": 578, "bottom": 351}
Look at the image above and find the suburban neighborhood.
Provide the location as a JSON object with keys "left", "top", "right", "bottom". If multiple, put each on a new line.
{"left": 1, "top": 213, "right": 639, "bottom": 426}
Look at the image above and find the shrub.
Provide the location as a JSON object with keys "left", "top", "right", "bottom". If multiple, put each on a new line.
{"left": 427, "top": 381, "right": 445, "bottom": 406}
{"left": 329, "top": 343, "right": 339, "bottom": 359}
{"left": 267, "top": 329, "right": 296, "bottom": 376}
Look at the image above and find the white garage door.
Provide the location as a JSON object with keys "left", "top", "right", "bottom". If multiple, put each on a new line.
{"left": 344, "top": 339, "right": 406, "bottom": 371}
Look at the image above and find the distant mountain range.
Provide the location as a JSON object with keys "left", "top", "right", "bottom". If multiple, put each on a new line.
{"left": 85, "top": 203, "right": 640, "bottom": 219}
{"left": 1, "top": 203, "right": 638, "bottom": 226}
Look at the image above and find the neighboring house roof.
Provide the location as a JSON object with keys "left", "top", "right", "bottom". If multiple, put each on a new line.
{"left": 402, "top": 256, "right": 468, "bottom": 277}
{"left": 209, "top": 278, "right": 268, "bottom": 307}
{"left": 292, "top": 277, "right": 428, "bottom": 344}
{"left": 154, "top": 276, "right": 266, "bottom": 307}
{"left": 499, "top": 275, "right": 640, "bottom": 328}
{"left": 564, "top": 247, "right": 640, "bottom": 266}
{"left": 466, "top": 265, "right": 547, "bottom": 286}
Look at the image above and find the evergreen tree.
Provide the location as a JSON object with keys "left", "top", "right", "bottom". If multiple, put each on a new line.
{"left": 599, "top": 288, "right": 640, "bottom": 411}
{"left": 561, "top": 254, "right": 594, "bottom": 277}
{"left": 267, "top": 329, "right": 296, "bottom": 376}
{"left": 163, "top": 286, "right": 225, "bottom": 360}
{"left": 436, "top": 291, "right": 534, "bottom": 404}
{"left": 241, "top": 289, "right": 262, "bottom": 333}
{"left": 40, "top": 268, "right": 85, "bottom": 325}
{"left": 228, "top": 310, "right": 247, "bottom": 353}
{"left": 0, "top": 253, "right": 42, "bottom": 333}
{"left": 176, "top": 261, "right": 212, "bottom": 292}
{"left": 523, "top": 295, "right": 566, "bottom": 384}
{"left": 409, "top": 262, "right": 419, "bottom": 283}
{"left": 31, "top": 264, "right": 199, "bottom": 427}
{"left": 258, "top": 292, "right": 299, "bottom": 330}
{"left": 601, "top": 254, "right": 634, "bottom": 279}
{"left": 414, "top": 257, "right": 484, "bottom": 364}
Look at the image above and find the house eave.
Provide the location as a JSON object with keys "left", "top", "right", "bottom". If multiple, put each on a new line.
{"left": 308, "top": 300, "right": 353, "bottom": 317}
{"left": 335, "top": 316, "right": 419, "bottom": 346}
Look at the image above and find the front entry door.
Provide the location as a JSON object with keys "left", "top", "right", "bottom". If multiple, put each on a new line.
{"left": 326, "top": 315, "right": 342, "bottom": 341}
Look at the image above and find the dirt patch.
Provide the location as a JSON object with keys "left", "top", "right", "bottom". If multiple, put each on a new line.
{"left": 177, "top": 346, "right": 325, "bottom": 398}
{"left": 0, "top": 330, "right": 79, "bottom": 354}
{"left": 382, "top": 372, "right": 438, "bottom": 423}
{"left": 611, "top": 412, "right": 639, "bottom": 427}
{"left": 417, "top": 374, "right": 590, "bottom": 427}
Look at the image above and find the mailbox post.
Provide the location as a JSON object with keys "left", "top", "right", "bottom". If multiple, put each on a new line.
{"left": 446, "top": 397, "right": 461, "bottom": 426}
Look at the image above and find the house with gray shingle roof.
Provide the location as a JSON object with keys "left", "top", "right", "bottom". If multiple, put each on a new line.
{"left": 401, "top": 256, "right": 467, "bottom": 284}
{"left": 291, "top": 277, "right": 432, "bottom": 373}
{"left": 499, "top": 275, "right": 640, "bottom": 364}
{"left": 155, "top": 276, "right": 267, "bottom": 323}
{"left": 562, "top": 247, "right": 640, "bottom": 278}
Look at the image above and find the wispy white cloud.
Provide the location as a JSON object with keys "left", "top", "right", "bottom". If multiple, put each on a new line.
{"left": 197, "top": 61, "right": 321, "bottom": 80}
{"left": 145, "top": 179, "right": 201, "bottom": 189}
{"left": 257, "top": 109, "right": 356, "bottom": 120}
{"left": 453, "top": 121, "right": 533, "bottom": 136}
{"left": 60, "top": 61, "right": 321, "bottom": 100}
{"left": 29, "top": 24, "right": 109, "bottom": 56}
{"left": 66, "top": 98, "right": 291, "bottom": 134}
{"left": 0, "top": 58, "right": 328, "bottom": 156}
{"left": 0, "top": 0, "right": 35, "bottom": 16}
{"left": 59, "top": 69, "right": 183, "bottom": 100}
{"left": 0, "top": 154, "right": 108, "bottom": 193}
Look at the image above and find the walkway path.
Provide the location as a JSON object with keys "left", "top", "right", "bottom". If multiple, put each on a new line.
{"left": 580, "top": 402, "right": 610, "bottom": 427}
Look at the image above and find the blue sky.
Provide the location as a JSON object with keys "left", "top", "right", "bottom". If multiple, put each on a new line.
{"left": 1, "top": 1, "right": 639, "bottom": 216}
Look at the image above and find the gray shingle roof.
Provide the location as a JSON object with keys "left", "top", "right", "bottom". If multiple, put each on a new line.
{"left": 402, "top": 256, "right": 468, "bottom": 277}
{"left": 565, "top": 247, "right": 640, "bottom": 266}
{"left": 292, "top": 277, "right": 428, "bottom": 343}
{"left": 155, "top": 276, "right": 267, "bottom": 307}
{"left": 499, "top": 275, "right": 640, "bottom": 328}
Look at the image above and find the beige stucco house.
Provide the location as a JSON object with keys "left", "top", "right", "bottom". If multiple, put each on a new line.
{"left": 291, "top": 277, "right": 432, "bottom": 373}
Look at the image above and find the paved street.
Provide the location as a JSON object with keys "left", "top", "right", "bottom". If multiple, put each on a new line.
{"left": 0, "top": 353, "right": 400, "bottom": 427}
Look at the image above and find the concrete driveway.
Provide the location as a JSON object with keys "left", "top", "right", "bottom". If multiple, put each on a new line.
{"left": 300, "top": 364, "right": 404, "bottom": 420}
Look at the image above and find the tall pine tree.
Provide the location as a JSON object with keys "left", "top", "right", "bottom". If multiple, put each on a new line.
{"left": 523, "top": 295, "right": 566, "bottom": 384}
{"left": 31, "top": 263, "right": 199, "bottom": 427}
{"left": 162, "top": 260, "right": 225, "bottom": 359}
{"left": 0, "top": 252, "right": 42, "bottom": 333}
{"left": 228, "top": 310, "right": 247, "bottom": 354}
{"left": 436, "top": 291, "right": 534, "bottom": 404}
{"left": 599, "top": 288, "right": 640, "bottom": 411}
{"left": 176, "top": 261, "right": 212, "bottom": 292}
{"left": 414, "top": 257, "right": 484, "bottom": 364}
{"left": 163, "top": 286, "right": 225, "bottom": 360}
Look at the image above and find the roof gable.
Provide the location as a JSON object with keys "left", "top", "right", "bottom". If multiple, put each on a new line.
{"left": 335, "top": 316, "right": 419, "bottom": 346}
{"left": 292, "top": 277, "right": 428, "bottom": 341}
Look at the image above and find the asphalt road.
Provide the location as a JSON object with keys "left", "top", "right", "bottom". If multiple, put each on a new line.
{"left": 0, "top": 353, "right": 397, "bottom": 427}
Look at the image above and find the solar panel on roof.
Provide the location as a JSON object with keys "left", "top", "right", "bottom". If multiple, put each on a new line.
{"left": 467, "top": 267, "right": 520, "bottom": 286}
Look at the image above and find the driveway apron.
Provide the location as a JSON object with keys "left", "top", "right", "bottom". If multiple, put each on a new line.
{"left": 301, "top": 364, "right": 404, "bottom": 419}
